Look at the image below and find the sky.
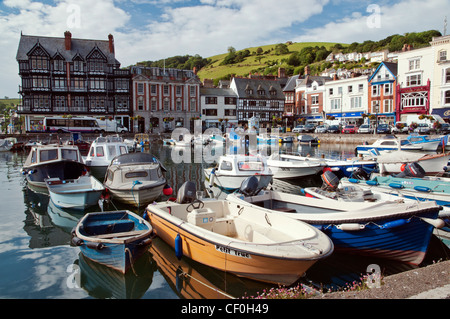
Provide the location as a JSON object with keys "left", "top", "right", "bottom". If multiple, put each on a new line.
{"left": 0, "top": 0, "right": 448, "bottom": 98}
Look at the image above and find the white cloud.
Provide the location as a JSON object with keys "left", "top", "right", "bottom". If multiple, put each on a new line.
{"left": 295, "top": 0, "right": 447, "bottom": 43}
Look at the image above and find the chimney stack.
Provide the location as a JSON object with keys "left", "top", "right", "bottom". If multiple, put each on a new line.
{"left": 64, "top": 31, "right": 72, "bottom": 50}
{"left": 304, "top": 65, "right": 310, "bottom": 76}
{"left": 108, "top": 34, "right": 114, "bottom": 53}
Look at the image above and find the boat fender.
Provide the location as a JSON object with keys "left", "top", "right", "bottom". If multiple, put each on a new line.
{"left": 389, "top": 183, "right": 404, "bottom": 189}
{"left": 413, "top": 186, "right": 431, "bottom": 193}
{"left": 336, "top": 223, "right": 365, "bottom": 231}
{"left": 175, "top": 234, "right": 183, "bottom": 260}
{"left": 71, "top": 236, "right": 83, "bottom": 246}
{"left": 420, "top": 217, "right": 445, "bottom": 229}
{"left": 163, "top": 184, "right": 173, "bottom": 196}
{"left": 143, "top": 210, "right": 149, "bottom": 220}
{"left": 348, "top": 178, "right": 360, "bottom": 184}
{"left": 86, "top": 242, "right": 105, "bottom": 250}
{"left": 366, "top": 180, "right": 379, "bottom": 186}
{"left": 380, "top": 219, "right": 409, "bottom": 229}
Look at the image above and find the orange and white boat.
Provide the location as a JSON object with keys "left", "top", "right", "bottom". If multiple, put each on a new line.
{"left": 144, "top": 182, "right": 334, "bottom": 285}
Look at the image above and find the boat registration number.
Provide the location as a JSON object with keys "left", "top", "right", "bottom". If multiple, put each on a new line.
{"left": 215, "top": 245, "right": 251, "bottom": 258}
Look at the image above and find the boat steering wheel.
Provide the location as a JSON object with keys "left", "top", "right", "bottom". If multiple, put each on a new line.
{"left": 186, "top": 199, "right": 205, "bottom": 212}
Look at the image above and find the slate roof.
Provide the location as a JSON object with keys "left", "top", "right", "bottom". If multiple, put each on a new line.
{"left": 200, "top": 87, "right": 237, "bottom": 97}
{"left": 296, "top": 75, "right": 332, "bottom": 87}
{"left": 16, "top": 33, "right": 120, "bottom": 65}
{"left": 232, "top": 77, "right": 285, "bottom": 100}
{"left": 283, "top": 75, "right": 299, "bottom": 92}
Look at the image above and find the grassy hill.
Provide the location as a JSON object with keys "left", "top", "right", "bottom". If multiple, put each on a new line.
{"left": 197, "top": 42, "right": 341, "bottom": 83}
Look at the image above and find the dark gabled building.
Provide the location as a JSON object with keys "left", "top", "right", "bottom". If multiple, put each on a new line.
{"left": 230, "top": 77, "right": 285, "bottom": 127}
{"left": 16, "top": 31, "right": 131, "bottom": 132}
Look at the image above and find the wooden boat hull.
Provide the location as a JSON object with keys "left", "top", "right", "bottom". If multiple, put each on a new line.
{"left": 145, "top": 200, "right": 333, "bottom": 285}
{"left": 74, "top": 211, "right": 153, "bottom": 273}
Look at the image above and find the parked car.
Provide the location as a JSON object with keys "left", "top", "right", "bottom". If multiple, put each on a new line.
{"left": 292, "top": 125, "right": 305, "bottom": 133}
{"left": 358, "top": 124, "right": 373, "bottom": 134}
{"left": 342, "top": 124, "right": 357, "bottom": 134}
{"left": 414, "top": 123, "right": 431, "bottom": 134}
{"left": 327, "top": 125, "right": 340, "bottom": 134}
{"left": 314, "top": 125, "right": 328, "bottom": 133}
{"left": 438, "top": 123, "right": 450, "bottom": 134}
{"left": 303, "top": 123, "right": 316, "bottom": 133}
{"left": 391, "top": 122, "right": 409, "bottom": 134}
{"left": 376, "top": 124, "right": 391, "bottom": 134}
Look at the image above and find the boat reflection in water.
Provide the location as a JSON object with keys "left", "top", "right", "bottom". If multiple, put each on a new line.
{"left": 75, "top": 250, "right": 156, "bottom": 299}
{"left": 150, "top": 237, "right": 270, "bottom": 299}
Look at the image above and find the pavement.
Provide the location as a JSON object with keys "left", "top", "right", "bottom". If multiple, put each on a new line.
{"left": 313, "top": 260, "right": 450, "bottom": 299}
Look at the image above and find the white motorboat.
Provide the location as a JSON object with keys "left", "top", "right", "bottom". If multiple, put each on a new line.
{"left": 83, "top": 136, "right": 128, "bottom": 176}
{"left": 0, "top": 139, "right": 13, "bottom": 152}
{"left": 266, "top": 153, "right": 324, "bottom": 179}
{"left": 204, "top": 154, "right": 273, "bottom": 191}
{"left": 356, "top": 135, "right": 422, "bottom": 155}
{"left": 45, "top": 175, "right": 104, "bottom": 209}
{"left": 144, "top": 181, "right": 333, "bottom": 285}
{"left": 22, "top": 144, "right": 88, "bottom": 189}
{"left": 373, "top": 150, "right": 450, "bottom": 175}
{"left": 103, "top": 152, "right": 167, "bottom": 207}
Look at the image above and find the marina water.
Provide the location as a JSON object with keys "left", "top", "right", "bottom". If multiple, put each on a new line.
{"left": 0, "top": 142, "right": 448, "bottom": 299}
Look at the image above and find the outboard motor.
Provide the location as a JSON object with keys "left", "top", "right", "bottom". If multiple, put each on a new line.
{"left": 239, "top": 176, "right": 259, "bottom": 196}
{"left": 176, "top": 181, "right": 197, "bottom": 204}
{"left": 321, "top": 170, "right": 340, "bottom": 190}
{"left": 395, "top": 162, "right": 426, "bottom": 178}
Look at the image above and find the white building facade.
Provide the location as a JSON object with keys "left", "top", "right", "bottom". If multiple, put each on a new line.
{"left": 324, "top": 75, "right": 369, "bottom": 124}
{"left": 430, "top": 35, "right": 450, "bottom": 120}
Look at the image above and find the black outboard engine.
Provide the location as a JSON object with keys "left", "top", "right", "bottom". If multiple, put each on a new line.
{"left": 177, "top": 181, "right": 197, "bottom": 204}
{"left": 395, "top": 162, "right": 426, "bottom": 178}
{"left": 239, "top": 176, "right": 259, "bottom": 196}
{"left": 351, "top": 167, "right": 370, "bottom": 180}
{"left": 321, "top": 170, "right": 340, "bottom": 190}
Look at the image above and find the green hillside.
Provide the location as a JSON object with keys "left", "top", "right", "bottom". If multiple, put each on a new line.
{"left": 197, "top": 42, "right": 341, "bottom": 84}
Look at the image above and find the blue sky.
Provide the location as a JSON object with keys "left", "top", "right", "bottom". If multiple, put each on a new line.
{"left": 0, "top": 0, "right": 447, "bottom": 98}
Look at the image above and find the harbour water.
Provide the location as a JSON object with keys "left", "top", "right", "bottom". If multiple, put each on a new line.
{"left": 0, "top": 141, "right": 448, "bottom": 299}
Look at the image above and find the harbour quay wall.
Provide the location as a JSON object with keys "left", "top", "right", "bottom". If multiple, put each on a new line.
{"left": 0, "top": 132, "right": 443, "bottom": 146}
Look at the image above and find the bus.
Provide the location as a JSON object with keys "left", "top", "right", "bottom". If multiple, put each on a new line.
{"left": 43, "top": 116, "right": 103, "bottom": 133}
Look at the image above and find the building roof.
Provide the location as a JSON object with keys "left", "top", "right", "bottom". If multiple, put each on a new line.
{"left": 296, "top": 75, "right": 332, "bottom": 88}
{"left": 16, "top": 33, "right": 119, "bottom": 65}
{"left": 200, "top": 87, "right": 237, "bottom": 97}
{"left": 368, "top": 61, "right": 398, "bottom": 82}
{"left": 232, "top": 77, "right": 285, "bottom": 100}
{"left": 283, "top": 75, "right": 300, "bottom": 92}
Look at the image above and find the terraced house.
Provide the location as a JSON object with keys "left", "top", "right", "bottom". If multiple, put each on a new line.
{"left": 16, "top": 31, "right": 131, "bottom": 132}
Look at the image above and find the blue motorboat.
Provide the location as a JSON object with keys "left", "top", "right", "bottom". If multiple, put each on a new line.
{"left": 73, "top": 210, "right": 153, "bottom": 273}
{"left": 227, "top": 176, "right": 443, "bottom": 265}
{"left": 405, "top": 133, "right": 442, "bottom": 151}
{"left": 323, "top": 158, "right": 377, "bottom": 179}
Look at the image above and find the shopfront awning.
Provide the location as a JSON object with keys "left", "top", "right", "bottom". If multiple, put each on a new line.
{"left": 431, "top": 108, "right": 450, "bottom": 119}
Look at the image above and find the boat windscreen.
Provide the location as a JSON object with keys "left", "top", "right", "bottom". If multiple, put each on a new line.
{"left": 111, "top": 153, "right": 159, "bottom": 165}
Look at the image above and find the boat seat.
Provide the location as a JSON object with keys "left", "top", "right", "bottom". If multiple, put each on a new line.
{"left": 92, "top": 229, "right": 147, "bottom": 239}
{"left": 85, "top": 219, "right": 135, "bottom": 235}
{"left": 273, "top": 207, "right": 297, "bottom": 213}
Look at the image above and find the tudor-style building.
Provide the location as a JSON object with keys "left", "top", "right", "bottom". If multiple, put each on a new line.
{"left": 130, "top": 66, "right": 201, "bottom": 133}
{"left": 16, "top": 31, "right": 132, "bottom": 132}
{"left": 229, "top": 77, "right": 285, "bottom": 127}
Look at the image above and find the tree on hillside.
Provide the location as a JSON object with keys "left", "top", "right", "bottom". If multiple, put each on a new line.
{"left": 274, "top": 43, "right": 289, "bottom": 55}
